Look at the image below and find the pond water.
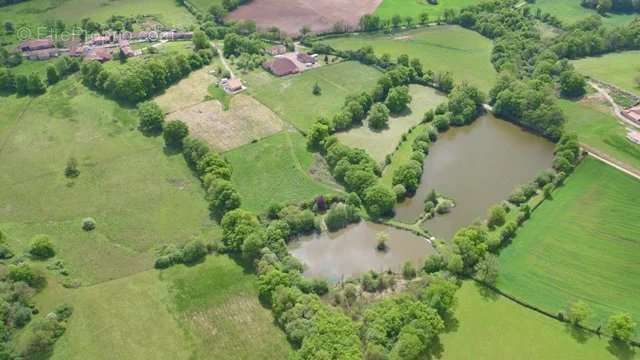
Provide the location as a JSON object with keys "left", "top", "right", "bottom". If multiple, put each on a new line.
{"left": 393, "top": 114, "right": 555, "bottom": 240}
{"left": 290, "top": 221, "right": 435, "bottom": 281}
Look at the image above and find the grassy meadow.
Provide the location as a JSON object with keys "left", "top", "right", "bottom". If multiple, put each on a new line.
{"left": 438, "top": 282, "right": 637, "bottom": 360}
{"left": 531, "top": 0, "right": 638, "bottom": 27}
{"left": 322, "top": 25, "right": 496, "bottom": 92}
{"left": 224, "top": 131, "right": 341, "bottom": 213}
{"left": 244, "top": 61, "right": 382, "bottom": 131}
{"left": 498, "top": 157, "right": 640, "bottom": 338}
{"left": 374, "top": 0, "right": 481, "bottom": 21}
{"left": 572, "top": 51, "right": 640, "bottom": 96}
{"left": 560, "top": 97, "right": 640, "bottom": 172}
{"left": 337, "top": 85, "right": 446, "bottom": 163}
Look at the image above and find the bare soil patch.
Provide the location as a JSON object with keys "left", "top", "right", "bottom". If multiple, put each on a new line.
{"left": 168, "top": 95, "right": 284, "bottom": 152}
{"left": 228, "top": 0, "right": 383, "bottom": 35}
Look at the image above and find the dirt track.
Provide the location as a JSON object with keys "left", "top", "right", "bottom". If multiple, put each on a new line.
{"left": 228, "top": 0, "right": 382, "bottom": 35}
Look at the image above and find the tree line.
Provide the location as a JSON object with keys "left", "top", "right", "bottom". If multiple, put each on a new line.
{"left": 0, "top": 55, "right": 80, "bottom": 96}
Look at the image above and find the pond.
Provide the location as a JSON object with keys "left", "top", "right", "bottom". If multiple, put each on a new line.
{"left": 290, "top": 221, "right": 435, "bottom": 282}
{"left": 393, "top": 114, "right": 555, "bottom": 240}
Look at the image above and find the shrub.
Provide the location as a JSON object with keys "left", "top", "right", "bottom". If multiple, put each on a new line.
{"left": 182, "top": 239, "right": 207, "bottom": 264}
{"left": 29, "top": 235, "right": 55, "bottom": 259}
{"left": 393, "top": 184, "right": 407, "bottom": 201}
{"left": 435, "top": 199, "right": 453, "bottom": 214}
{"left": 487, "top": 205, "right": 506, "bottom": 230}
{"left": 137, "top": 101, "right": 165, "bottom": 134}
{"left": 82, "top": 217, "right": 96, "bottom": 231}
{"left": 567, "top": 300, "right": 591, "bottom": 326}
{"left": 402, "top": 261, "right": 417, "bottom": 279}
{"left": 64, "top": 157, "right": 80, "bottom": 178}
{"left": 163, "top": 120, "right": 189, "bottom": 149}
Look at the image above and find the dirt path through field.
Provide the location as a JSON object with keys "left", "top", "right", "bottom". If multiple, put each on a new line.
{"left": 589, "top": 81, "right": 640, "bottom": 130}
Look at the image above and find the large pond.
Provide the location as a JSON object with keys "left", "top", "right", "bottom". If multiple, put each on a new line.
{"left": 290, "top": 222, "right": 435, "bottom": 281}
{"left": 394, "top": 114, "right": 555, "bottom": 240}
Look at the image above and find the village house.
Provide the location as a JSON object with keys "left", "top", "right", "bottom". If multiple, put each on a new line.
{"left": 161, "top": 31, "right": 193, "bottom": 41}
{"left": 18, "top": 38, "right": 54, "bottom": 52}
{"left": 85, "top": 48, "right": 113, "bottom": 62}
{"left": 26, "top": 48, "right": 59, "bottom": 61}
{"left": 91, "top": 35, "right": 112, "bottom": 46}
{"left": 263, "top": 57, "right": 300, "bottom": 77}
{"left": 118, "top": 40, "right": 136, "bottom": 57}
{"left": 622, "top": 105, "right": 640, "bottom": 125}
{"left": 296, "top": 52, "right": 316, "bottom": 66}
{"left": 267, "top": 45, "right": 287, "bottom": 56}
{"left": 223, "top": 78, "right": 245, "bottom": 94}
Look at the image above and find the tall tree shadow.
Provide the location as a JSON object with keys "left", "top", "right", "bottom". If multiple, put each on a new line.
{"left": 607, "top": 339, "right": 637, "bottom": 360}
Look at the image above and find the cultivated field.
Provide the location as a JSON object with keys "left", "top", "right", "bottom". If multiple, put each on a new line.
{"left": 227, "top": 0, "right": 382, "bottom": 35}
{"left": 337, "top": 85, "right": 446, "bottom": 163}
{"left": 375, "top": 0, "right": 481, "bottom": 20}
{"left": 224, "top": 131, "right": 340, "bottom": 213}
{"left": 572, "top": 51, "right": 640, "bottom": 96}
{"left": 0, "top": 0, "right": 194, "bottom": 29}
{"left": 245, "top": 61, "right": 382, "bottom": 131}
{"left": 155, "top": 64, "right": 220, "bottom": 114}
{"left": 531, "top": 0, "right": 637, "bottom": 27}
{"left": 167, "top": 96, "right": 284, "bottom": 152}
{"left": 498, "top": 157, "right": 640, "bottom": 338}
{"left": 322, "top": 25, "right": 496, "bottom": 92}
{"left": 0, "top": 78, "right": 219, "bottom": 285}
{"left": 560, "top": 97, "right": 640, "bottom": 172}
{"left": 438, "top": 282, "right": 635, "bottom": 360}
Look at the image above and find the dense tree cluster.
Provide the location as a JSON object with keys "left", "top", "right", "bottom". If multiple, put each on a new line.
{"left": 0, "top": 0, "right": 29, "bottom": 6}
{"left": 223, "top": 33, "right": 263, "bottom": 57}
{"left": 581, "top": 0, "right": 640, "bottom": 15}
{"left": 81, "top": 49, "right": 214, "bottom": 103}
{"left": 324, "top": 202, "right": 360, "bottom": 232}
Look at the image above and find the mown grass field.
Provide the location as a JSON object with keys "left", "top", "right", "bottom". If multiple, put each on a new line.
{"left": 498, "top": 157, "right": 640, "bottom": 338}
{"left": 224, "top": 131, "right": 340, "bottom": 213}
{"left": 0, "top": 0, "right": 194, "bottom": 29}
{"left": 244, "top": 61, "right": 382, "bottom": 131}
{"left": 438, "top": 282, "right": 636, "bottom": 360}
{"left": 572, "top": 51, "right": 640, "bottom": 96}
{"left": 322, "top": 26, "right": 496, "bottom": 92}
{"left": 560, "top": 97, "right": 640, "bottom": 172}
{"left": 337, "top": 85, "right": 446, "bottom": 163}
{"left": 375, "top": 0, "right": 481, "bottom": 20}
{"left": 531, "top": 0, "right": 637, "bottom": 27}
{"left": 0, "top": 77, "right": 219, "bottom": 285}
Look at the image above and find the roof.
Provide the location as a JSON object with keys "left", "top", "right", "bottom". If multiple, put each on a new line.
{"left": 263, "top": 57, "right": 299, "bottom": 77}
{"left": 627, "top": 130, "right": 640, "bottom": 144}
{"left": 268, "top": 45, "right": 286, "bottom": 55}
{"left": 86, "top": 48, "right": 112, "bottom": 62}
{"left": 227, "top": 78, "right": 242, "bottom": 90}
{"left": 622, "top": 106, "right": 640, "bottom": 123}
{"left": 19, "top": 39, "right": 53, "bottom": 51}
{"left": 296, "top": 52, "right": 315, "bottom": 64}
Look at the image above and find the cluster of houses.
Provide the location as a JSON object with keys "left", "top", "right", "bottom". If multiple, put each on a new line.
{"left": 263, "top": 44, "right": 318, "bottom": 77}
{"left": 17, "top": 31, "right": 193, "bottom": 63}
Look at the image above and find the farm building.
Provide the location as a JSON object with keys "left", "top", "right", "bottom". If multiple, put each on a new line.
{"left": 296, "top": 52, "right": 315, "bottom": 65}
{"left": 628, "top": 130, "right": 640, "bottom": 144}
{"left": 26, "top": 48, "right": 59, "bottom": 60}
{"left": 267, "top": 45, "right": 287, "bottom": 56}
{"left": 91, "top": 35, "right": 112, "bottom": 46}
{"left": 263, "top": 57, "right": 300, "bottom": 77}
{"left": 85, "top": 48, "right": 113, "bottom": 62}
{"left": 118, "top": 40, "right": 136, "bottom": 57}
{"left": 622, "top": 106, "right": 640, "bottom": 125}
{"left": 224, "top": 78, "right": 245, "bottom": 94}
{"left": 18, "top": 39, "right": 54, "bottom": 52}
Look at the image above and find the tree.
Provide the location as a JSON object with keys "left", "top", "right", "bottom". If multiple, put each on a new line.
{"left": 392, "top": 15, "right": 403, "bottom": 28}
{"left": 567, "top": 300, "right": 591, "bottom": 326}
{"left": 46, "top": 65, "right": 59, "bottom": 85}
{"left": 419, "top": 12, "right": 429, "bottom": 25}
{"left": 376, "top": 232, "right": 389, "bottom": 251}
{"left": 221, "top": 209, "right": 260, "bottom": 252}
{"left": 312, "top": 82, "right": 321, "bottom": 95}
{"left": 207, "top": 179, "right": 241, "bottom": 219}
{"left": 15, "top": 74, "right": 28, "bottom": 95}
{"left": 368, "top": 103, "right": 390, "bottom": 130}
{"left": 559, "top": 70, "right": 586, "bottom": 98}
{"left": 474, "top": 254, "right": 499, "bottom": 285}
{"left": 64, "top": 157, "right": 80, "bottom": 178}
{"left": 29, "top": 234, "right": 55, "bottom": 259}
{"left": 137, "top": 101, "right": 165, "bottom": 134}
{"left": 385, "top": 86, "right": 411, "bottom": 114}
{"left": 307, "top": 123, "right": 330, "bottom": 151}
{"left": 487, "top": 205, "right": 506, "bottom": 230}
{"left": 192, "top": 30, "right": 210, "bottom": 50}
{"left": 182, "top": 239, "right": 207, "bottom": 264}
{"left": 27, "top": 73, "right": 46, "bottom": 94}
{"left": 452, "top": 226, "right": 488, "bottom": 271}
{"left": 423, "top": 276, "right": 458, "bottom": 316}
{"left": 597, "top": 0, "right": 613, "bottom": 14}
{"left": 163, "top": 120, "right": 189, "bottom": 149}
{"left": 364, "top": 185, "right": 396, "bottom": 218}
{"left": 392, "top": 161, "right": 422, "bottom": 194}
{"left": 607, "top": 313, "right": 636, "bottom": 343}
{"left": 402, "top": 261, "right": 417, "bottom": 279}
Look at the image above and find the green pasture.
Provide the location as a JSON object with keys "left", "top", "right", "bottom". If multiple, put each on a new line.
{"left": 337, "top": 84, "right": 446, "bottom": 163}
{"left": 224, "top": 131, "right": 340, "bottom": 213}
{"left": 374, "top": 0, "right": 481, "bottom": 21}
{"left": 531, "top": 0, "right": 637, "bottom": 27}
{"left": 322, "top": 25, "right": 496, "bottom": 92}
{"left": 439, "top": 282, "right": 637, "bottom": 359}
{"left": 572, "top": 51, "right": 640, "bottom": 96}
{"left": 0, "top": 77, "right": 218, "bottom": 284}
{"left": 244, "top": 61, "right": 382, "bottom": 132}
{"left": 498, "top": 157, "right": 640, "bottom": 338}
{"left": 560, "top": 97, "right": 640, "bottom": 172}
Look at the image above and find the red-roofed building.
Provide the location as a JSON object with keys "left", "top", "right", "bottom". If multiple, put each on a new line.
{"left": 18, "top": 39, "right": 53, "bottom": 52}
{"left": 296, "top": 52, "right": 315, "bottom": 65}
{"left": 91, "top": 35, "right": 112, "bottom": 46}
{"left": 267, "top": 45, "right": 286, "bottom": 56}
{"left": 622, "top": 106, "right": 640, "bottom": 125}
{"left": 263, "top": 57, "right": 299, "bottom": 77}
{"left": 86, "top": 48, "right": 112, "bottom": 62}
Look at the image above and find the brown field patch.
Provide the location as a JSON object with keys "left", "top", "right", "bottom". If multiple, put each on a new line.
{"left": 228, "top": 0, "right": 382, "bottom": 35}
{"left": 155, "top": 65, "right": 217, "bottom": 114}
{"left": 167, "top": 95, "right": 284, "bottom": 152}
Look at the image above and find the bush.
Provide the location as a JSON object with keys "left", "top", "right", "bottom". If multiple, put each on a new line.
{"left": 64, "top": 157, "right": 80, "bottom": 178}
{"left": 487, "top": 205, "right": 506, "bottom": 230}
{"left": 82, "top": 217, "right": 96, "bottom": 231}
{"left": 393, "top": 184, "right": 407, "bottom": 201}
{"left": 182, "top": 239, "right": 207, "bottom": 264}
{"left": 435, "top": 199, "right": 453, "bottom": 214}
{"left": 29, "top": 235, "right": 55, "bottom": 259}
{"left": 137, "top": 101, "right": 165, "bottom": 134}
{"left": 163, "top": 120, "right": 189, "bottom": 149}
{"left": 324, "top": 203, "right": 359, "bottom": 232}
{"left": 402, "top": 261, "right": 417, "bottom": 279}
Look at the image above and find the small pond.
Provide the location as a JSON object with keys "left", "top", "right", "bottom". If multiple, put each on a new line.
{"left": 394, "top": 114, "right": 555, "bottom": 240}
{"left": 289, "top": 221, "right": 435, "bottom": 282}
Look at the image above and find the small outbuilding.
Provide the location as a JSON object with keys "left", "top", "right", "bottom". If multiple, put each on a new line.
{"left": 224, "top": 78, "right": 244, "bottom": 94}
{"left": 622, "top": 106, "right": 640, "bottom": 125}
{"left": 86, "top": 48, "right": 113, "bottom": 62}
{"left": 267, "top": 45, "right": 287, "bottom": 56}
{"left": 296, "top": 52, "right": 315, "bottom": 65}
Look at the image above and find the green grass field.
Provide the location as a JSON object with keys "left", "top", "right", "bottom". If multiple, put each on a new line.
{"left": 244, "top": 61, "right": 382, "bottom": 131}
{"left": 531, "top": 0, "right": 638, "bottom": 27}
{"left": 224, "top": 131, "right": 340, "bottom": 213}
{"left": 560, "top": 97, "right": 640, "bottom": 172}
{"left": 337, "top": 85, "right": 446, "bottom": 163}
{"left": 322, "top": 25, "right": 496, "bottom": 92}
{"left": 498, "top": 157, "right": 640, "bottom": 338}
{"left": 0, "top": 77, "right": 219, "bottom": 285}
{"left": 374, "top": 0, "right": 481, "bottom": 21}
{"left": 0, "top": 0, "right": 194, "bottom": 30}
{"left": 572, "top": 51, "right": 640, "bottom": 96}
{"left": 188, "top": 0, "right": 222, "bottom": 13}
{"left": 438, "top": 282, "right": 637, "bottom": 360}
